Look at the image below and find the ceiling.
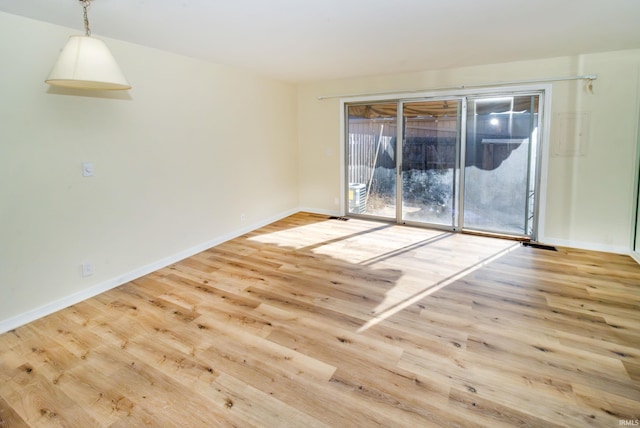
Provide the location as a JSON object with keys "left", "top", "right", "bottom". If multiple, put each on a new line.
{"left": 1, "top": 0, "right": 640, "bottom": 83}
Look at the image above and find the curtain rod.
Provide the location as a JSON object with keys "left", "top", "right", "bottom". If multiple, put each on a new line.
{"left": 316, "top": 74, "right": 598, "bottom": 100}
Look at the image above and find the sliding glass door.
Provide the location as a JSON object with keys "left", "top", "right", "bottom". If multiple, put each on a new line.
{"left": 401, "top": 100, "right": 460, "bottom": 228}
{"left": 346, "top": 90, "right": 543, "bottom": 239}
{"left": 346, "top": 103, "right": 397, "bottom": 219}
{"left": 463, "top": 95, "right": 539, "bottom": 236}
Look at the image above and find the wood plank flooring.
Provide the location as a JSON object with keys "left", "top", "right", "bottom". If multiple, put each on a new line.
{"left": 1, "top": 212, "right": 640, "bottom": 427}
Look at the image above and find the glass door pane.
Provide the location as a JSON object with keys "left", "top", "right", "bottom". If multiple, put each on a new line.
{"left": 463, "top": 95, "right": 540, "bottom": 236}
{"left": 347, "top": 103, "right": 397, "bottom": 218}
{"left": 401, "top": 100, "right": 459, "bottom": 227}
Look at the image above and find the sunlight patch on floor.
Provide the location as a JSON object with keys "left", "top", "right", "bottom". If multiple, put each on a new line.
{"left": 248, "top": 216, "right": 520, "bottom": 334}
{"left": 247, "top": 221, "right": 355, "bottom": 249}
{"left": 357, "top": 239, "right": 519, "bottom": 333}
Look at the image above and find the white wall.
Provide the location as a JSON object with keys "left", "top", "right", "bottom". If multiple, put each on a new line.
{"left": 0, "top": 12, "right": 299, "bottom": 331}
{"left": 298, "top": 50, "right": 640, "bottom": 254}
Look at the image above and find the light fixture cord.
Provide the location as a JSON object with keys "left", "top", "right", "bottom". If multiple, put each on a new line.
{"left": 81, "top": 0, "right": 92, "bottom": 36}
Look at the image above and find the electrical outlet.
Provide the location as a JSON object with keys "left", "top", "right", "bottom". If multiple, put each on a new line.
{"left": 81, "top": 263, "right": 94, "bottom": 277}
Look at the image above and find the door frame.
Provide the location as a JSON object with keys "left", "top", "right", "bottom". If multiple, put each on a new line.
{"left": 340, "top": 84, "right": 553, "bottom": 242}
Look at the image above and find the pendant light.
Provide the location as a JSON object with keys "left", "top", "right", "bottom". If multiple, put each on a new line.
{"left": 45, "top": 0, "right": 131, "bottom": 90}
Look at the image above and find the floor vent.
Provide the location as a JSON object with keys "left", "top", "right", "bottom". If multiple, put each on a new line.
{"left": 522, "top": 242, "right": 558, "bottom": 251}
{"left": 329, "top": 216, "right": 350, "bottom": 221}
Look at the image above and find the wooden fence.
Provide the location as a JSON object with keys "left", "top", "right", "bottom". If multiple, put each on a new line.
{"left": 347, "top": 118, "right": 458, "bottom": 186}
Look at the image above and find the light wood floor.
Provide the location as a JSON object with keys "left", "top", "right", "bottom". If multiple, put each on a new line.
{"left": 1, "top": 212, "right": 640, "bottom": 427}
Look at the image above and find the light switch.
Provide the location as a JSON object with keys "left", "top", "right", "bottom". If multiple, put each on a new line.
{"left": 82, "top": 162, "right": 94, "bottom": 177}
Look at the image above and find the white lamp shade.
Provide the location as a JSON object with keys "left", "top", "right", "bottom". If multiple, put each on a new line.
{"left": 45, "top": 35, "right": 131, "bottom": 90}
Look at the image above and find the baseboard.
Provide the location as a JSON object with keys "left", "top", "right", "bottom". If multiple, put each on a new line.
{"left": 7, "top": 207, "right": 630, "bottom": 334}
{"left": 541, "top": 237, "right": 630, "bottom": 255}
{"left": 631, "top": 251, "right": 640, "bottom": 264}
{"left": 0, "top": 208, "right": 299, "bottom": 335}
{"left": 297, "top": 207, "right": 343, "bottom": 217}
